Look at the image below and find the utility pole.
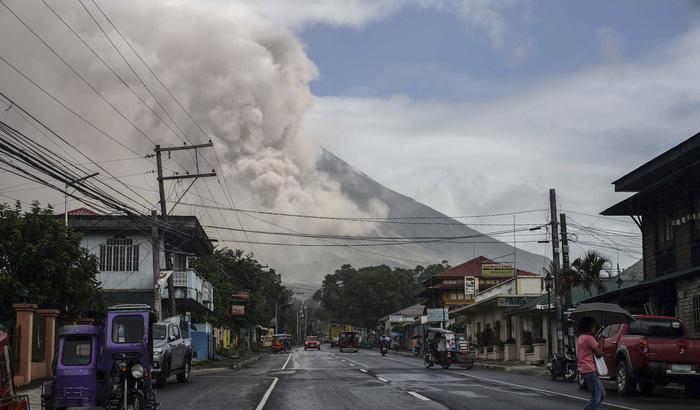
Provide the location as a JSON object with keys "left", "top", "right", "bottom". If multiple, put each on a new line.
{"left": 549, "top": 189, "right": 563, "bottom": 354}
{"left": 154, "top": 142, "right": 216, "bottom": 317}
{"left": 151, "top": 210, "right": 162, "bottom": 320}
{"left": 560, "top": 213, "right": 572, "bottom": 348}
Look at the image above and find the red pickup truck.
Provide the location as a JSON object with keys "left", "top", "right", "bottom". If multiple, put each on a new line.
{"left": 590, "top": 315, "right": 700, "bottom": 397}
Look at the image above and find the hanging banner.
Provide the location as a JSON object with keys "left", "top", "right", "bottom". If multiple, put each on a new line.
{"left": 464, "top": 276, "right": 476, "bottom": 296}
{"left": 230, "top": 291, "right": 250, "bottom": 303}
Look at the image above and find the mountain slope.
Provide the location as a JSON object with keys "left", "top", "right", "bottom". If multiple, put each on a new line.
{"left": 273, "top": 150, "right": 547, "bottom": 285}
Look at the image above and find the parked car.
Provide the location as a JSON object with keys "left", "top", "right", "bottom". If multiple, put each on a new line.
{"left": 304, "top": 336, "right": 321, "bottom": 350}
{"left": 152, "top": 317, "right": 194, "bottom": 387}
{"left": 583, "top": 315, "right": 700, "bottom": 397}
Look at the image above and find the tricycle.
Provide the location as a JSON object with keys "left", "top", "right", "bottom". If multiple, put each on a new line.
{"left": 41, "top": 304, "right": 159, "bottom": 410}
{"left": 423, "top": 328, "right": 473, "bottom": 369}
{"left": 271, "top": 334, "right": 290, "bottom": 354}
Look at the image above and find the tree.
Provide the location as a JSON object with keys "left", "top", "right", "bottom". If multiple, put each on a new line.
{"left": 0, "top": 202, "right": 101, "bottom": 323}
{"left": 572, "top": 251, "right": 611, "bottom": 297}
{"left": 313, "top": 264, "right": 425, "bottom": 329}
{"left": 191, "top": 248, "right": 293, "bottom": 331}
{"left": 414, "top": 260, "right": 451, "bottom": 284}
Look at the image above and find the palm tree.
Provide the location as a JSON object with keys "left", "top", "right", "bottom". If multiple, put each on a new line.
{"left": 572, "top": 251, "right": 611, "bottom": 297}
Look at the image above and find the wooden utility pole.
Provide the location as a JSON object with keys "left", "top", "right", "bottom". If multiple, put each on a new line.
{"left": 154, "top": 142, "right": 216, "bottom": 317}
{"left": 151, "top": 210, "right": 162, "bottom": 320}
{"left": 549, "top": 189, "right": 563, "bottom": 354}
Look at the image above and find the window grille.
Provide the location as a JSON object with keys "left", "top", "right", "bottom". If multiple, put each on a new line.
{"left": 99, "top": 238, "right": 139, "bottom": 271}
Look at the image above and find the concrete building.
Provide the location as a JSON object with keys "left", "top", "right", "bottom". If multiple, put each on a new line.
{"left": 65, "top": 208, "right": 214, "bottom": 314}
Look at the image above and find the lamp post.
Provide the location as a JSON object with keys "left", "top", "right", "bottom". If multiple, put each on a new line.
{"left": 544, "top": 272, "right": 554, "bottom": 358}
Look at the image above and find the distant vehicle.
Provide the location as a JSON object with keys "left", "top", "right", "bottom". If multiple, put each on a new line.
{"left": 261, "top": 328, "right": 274, "bottom": 350}
{"left": 304, "top": 336, "right": 321, "bottom": 351}
{"left": 581, "top": 315, "right": 700, "bottom": 397}
{"left": 272, "top": 334, "right": 291, "bottom": 353}
{"left": 339, "top": 331, "right": 359, "bottom": 353}
{"left": 330, "top": 337, "right": 340, "bottom": 348}
{"left": 152, "top": 317, "right": 194, "bottom": 387}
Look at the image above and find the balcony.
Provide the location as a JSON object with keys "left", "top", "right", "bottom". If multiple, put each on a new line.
{"left": 160, "top": 269, "right": 214, "bottom": 312}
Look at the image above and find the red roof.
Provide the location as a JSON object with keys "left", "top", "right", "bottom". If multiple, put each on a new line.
{"left": 431, "top": 256, "right": 537, "bottom": 279}
{"left": 67, "top": 207, "right": 99, "bottom": 216}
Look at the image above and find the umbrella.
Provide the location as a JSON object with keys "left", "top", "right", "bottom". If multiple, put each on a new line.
{"left": 570, "top": 302, "right": 635, "bottom": 326}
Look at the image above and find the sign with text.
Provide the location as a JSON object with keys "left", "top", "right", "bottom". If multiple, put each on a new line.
{"left": 389, "top": 315, "right": 404, "bottom": 323}
{"left": 426, "top": 308, "right": 449, "bottom": 322}
{"left": 229, "top": 305, "right": 245, "bottom": 316}
{"left": 481, "top": 263, "right": 515, "bottom": 278}
{"left": 464, "top": 276, "right": 476, "bottom": 296}
{"left": 230, "top": 291, "right": 250, "bottom": 303}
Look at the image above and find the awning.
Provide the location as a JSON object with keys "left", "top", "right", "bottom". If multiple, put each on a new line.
{"left": 583, "top": 266, "right": 700, "bottom": 303}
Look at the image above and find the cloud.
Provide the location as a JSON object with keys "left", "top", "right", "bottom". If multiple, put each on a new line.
{"left": 456, "top": 0, "right": 533, "bottom": 63}
{"left": 597, "top": 26, "right": 623, "bottom": 62}
{"left": 307, "top": 25, "right": 700, "bottom": 264}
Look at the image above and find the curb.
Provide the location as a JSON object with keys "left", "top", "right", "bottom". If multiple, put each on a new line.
{"left": 231, "top": 353, "right": 268, "bottom": 369}
{"left": 191, "top": 353, "right": 269, "bottom": 374}
{"left": 387, "top": 350, "right": 548, "bottom": 377}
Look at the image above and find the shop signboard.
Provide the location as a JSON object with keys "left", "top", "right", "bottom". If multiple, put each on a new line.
{"left": 426, "top": 308, "right": 449, "bottom": 322}
{"left": 481, "top": 264, "right": 515, "bottom": 278}
{"left": 229, "top": 305, "right": 245, "bottom": 316}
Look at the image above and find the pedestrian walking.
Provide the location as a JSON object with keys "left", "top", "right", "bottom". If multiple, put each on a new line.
{"left": 577, "top": 317, "right": 606, "bottom": 410}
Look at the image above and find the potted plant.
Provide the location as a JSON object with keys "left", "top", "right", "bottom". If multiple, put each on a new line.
{"left": 503, "top": 338, "right": 517, "bottom": 361}
{"left": 533, "top": 338, "right": 548, "bottom": 362}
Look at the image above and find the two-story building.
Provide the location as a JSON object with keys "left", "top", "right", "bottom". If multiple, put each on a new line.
{"left": 419, "top": 256, "right": 539, "bottom": 310}
{"left": 593, "top": 132, "right": 700, "bottom": 337}
{"left": 65, "top": 208, "right": 214, "bottom": 316}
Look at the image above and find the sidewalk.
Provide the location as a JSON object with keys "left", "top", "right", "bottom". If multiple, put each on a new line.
{"left": 17, "top": 351, "right": 269, "bottom": 408}
{"left": 387, "top": 350, "right": 548, "bottom": 377}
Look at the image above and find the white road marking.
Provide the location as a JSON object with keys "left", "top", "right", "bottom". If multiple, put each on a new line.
{"left": 377, "top": 377, "right": 390, "bottom": 383}
{"left": 360, "top": 369, "right": 368, "bottom": 373}
{"left": 370, "top": 352, "right": 640, "bottom": 410}
{"left": 281, "top": 354, "right": 292, "bottom": 371}
{"left": 255, "top": 377, "right": 279, "bottom": 410}
{"left": 407, "top": 391, "right": 431, "bottom": 401}
{"left": 349, "top": 363, "right": 355, "bottom": 366}
{"left": 449, "top": 372, "right": 640, "bottom": 410}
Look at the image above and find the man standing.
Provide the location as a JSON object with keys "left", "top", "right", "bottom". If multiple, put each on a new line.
{"left": 577, "top": 317, "right": 605, "bottom": 410}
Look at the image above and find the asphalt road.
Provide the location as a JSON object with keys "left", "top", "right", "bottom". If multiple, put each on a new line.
{"left": 157, "top": 345, "right": 700, "bottom": 409}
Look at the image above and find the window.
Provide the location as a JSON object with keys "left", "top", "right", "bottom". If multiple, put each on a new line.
{"left": 62, "top": 336, "right": 92, "bottom": 366}
{"left": 694, "top": 295, "right": 700, "bottom": 334}
{"left": 628, "top": 318, "right": 685, "bottom": 338}
{"left": 658, "top": 213, "right": 674, "bottom": 245}
{"left": 99, "top": 238, "right": 139, "bottom": 271}
{"left": 112, "top": 316, "right": 144, "bottom": 343}
{"left": 170, "top": 325, "right": 181, "bottom": 340}
{"left": 153, "top": 324, "right": 167, "bottom": 340}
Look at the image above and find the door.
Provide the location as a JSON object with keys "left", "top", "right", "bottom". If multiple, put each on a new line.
{"left": 600, "top": 324, "right": 620, "bottom": 371}
{"left": 170, "top": 325, "right": 184, "bottom": 369}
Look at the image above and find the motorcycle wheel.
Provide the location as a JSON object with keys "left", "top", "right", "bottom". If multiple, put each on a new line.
{"left": 577, "top": 373, "right": 587, "bottom": 390}
{"left": 564, "top": 365, "right": 577, "bottom": 381}
{"left": 423, "top": 355, "right": 433, "bottom": 368}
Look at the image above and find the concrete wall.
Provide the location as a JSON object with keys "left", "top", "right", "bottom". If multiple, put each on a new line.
{"left": 80, "top": 232, "right": 164, "bottom": 291}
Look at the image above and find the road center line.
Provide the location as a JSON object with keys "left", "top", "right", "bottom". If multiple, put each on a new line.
{"left": 377, "top": 377, "right": 390, "bottom": 382}
{"left": 349, "top": 363, "right": 355, "bottom": 366}
{"left": 281, "top": 353, "right": 292, "bottom": 370}
{"left": 255, "top": 377, "right": 279, "bottom": 410}
{"left": 360, "top": 369, "right": 367, "bottom": 373}
{"left": 407, "top": 391, "right": 431, "bottom": 401}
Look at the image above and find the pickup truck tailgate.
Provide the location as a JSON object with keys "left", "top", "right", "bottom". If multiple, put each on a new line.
{"left": 648, "top": 338, "right": 700, "bottom": 366}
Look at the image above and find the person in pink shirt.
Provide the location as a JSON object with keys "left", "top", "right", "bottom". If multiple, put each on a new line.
{"left": 577, "top": 317, "right": 605, "bottom": 410}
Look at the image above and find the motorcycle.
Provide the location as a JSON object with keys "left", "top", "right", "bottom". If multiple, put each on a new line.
{"left": 548, "top": 345, "right": 578, "bottom": 382}
{"left": 111, "top": 353, "right": 150, "bottom": 410}
{"left": 379, "top": 343, "right": 388, "bottom": 356}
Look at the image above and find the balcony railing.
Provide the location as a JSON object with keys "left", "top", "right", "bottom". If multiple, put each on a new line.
{"left": 160, "top": 269, "right": 214, "bottom": 312}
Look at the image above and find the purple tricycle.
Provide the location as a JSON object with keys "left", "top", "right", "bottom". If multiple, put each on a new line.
{"left": 42, "top": 304, "right": 159, "bottom": 410}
